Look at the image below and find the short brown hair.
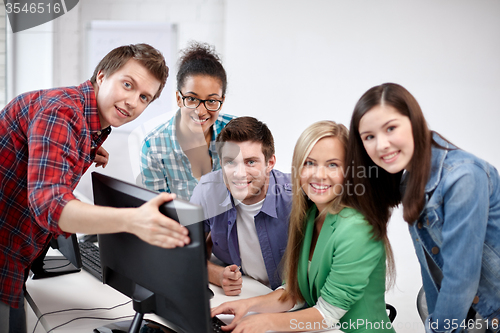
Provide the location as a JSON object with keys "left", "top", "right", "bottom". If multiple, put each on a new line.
{"left": 90, "top": 43, "right": 169, "bottom": 101}
{"left": 216, "top": 117, "right": 275, "bottom": 162}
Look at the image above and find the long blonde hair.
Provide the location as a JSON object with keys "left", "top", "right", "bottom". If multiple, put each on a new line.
{"left": 279, "top": 120, "right": 349, "bottom": 303}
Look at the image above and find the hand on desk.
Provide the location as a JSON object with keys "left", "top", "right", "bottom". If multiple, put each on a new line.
{"left": 223, "top": 314, "right": 273, "bottom": 333}
{"left": 212, "top": 300, "right": 272, "bottom": 333}
{"left": 208, "top": 261, "right": 243, "bottom": 296}
{"left": 211, "top": 298, "right": 251, "bottom": 332}
{"left": 221, "top": 265, "right": 243, "bottom": 296}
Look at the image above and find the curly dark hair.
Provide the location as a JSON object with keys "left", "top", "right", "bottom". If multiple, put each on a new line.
{"left": 176, "top": 41, "right": 227, "bottom": 95}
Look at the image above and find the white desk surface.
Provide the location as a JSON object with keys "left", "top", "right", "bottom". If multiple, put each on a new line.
{"left": 26, "top": 253, "right": 340, "bottom": 333}
{"left": 26, "top": 267, "right": 273, "bottom": 333}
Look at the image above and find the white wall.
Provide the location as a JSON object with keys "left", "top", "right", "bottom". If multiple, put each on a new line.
{"left": 8, "top": 21, "right": 53, "bottom": 98}
{"left": 224, "top": 0, "right": 500, "bottom": 172}
{"left": 51, "top": 0, "right": 226, "bottom": 87}
{"left": 9, "top": 1, "right": 500, "bottom": 332}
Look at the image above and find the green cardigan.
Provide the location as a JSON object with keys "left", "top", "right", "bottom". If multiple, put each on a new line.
{"left": 298, "top": 207, "right": 395, "bottom": 333}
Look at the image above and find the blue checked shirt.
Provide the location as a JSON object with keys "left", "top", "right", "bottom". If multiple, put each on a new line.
{"left": 140, "top": 110, "right": 235, "bottom": 200}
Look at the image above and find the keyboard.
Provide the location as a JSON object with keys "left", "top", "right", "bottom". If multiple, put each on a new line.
{"left": 79, "top": 241, "right": 102, "bottom": 281}
{"left": 123, "top": 317, "right": 231, "bottom": 333}
{"left": 212, "top": 316, "right": 232, "bottom": 332}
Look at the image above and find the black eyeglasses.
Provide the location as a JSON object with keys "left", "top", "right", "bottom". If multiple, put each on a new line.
{"left": 178, "top": 91, "right": 223, "bottom": 112}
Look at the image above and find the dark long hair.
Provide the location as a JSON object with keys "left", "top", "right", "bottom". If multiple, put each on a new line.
{"left": 344, "top": 83, "right": 432, "bottom": 226}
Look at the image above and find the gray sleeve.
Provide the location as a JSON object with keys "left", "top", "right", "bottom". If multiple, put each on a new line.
{"left": 313, "top": 296, "right": 347, "bottom": 328}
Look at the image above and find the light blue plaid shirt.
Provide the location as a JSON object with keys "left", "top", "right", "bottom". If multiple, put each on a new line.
{"left": 140, "top": 110, "right": 236, "bottom": 200}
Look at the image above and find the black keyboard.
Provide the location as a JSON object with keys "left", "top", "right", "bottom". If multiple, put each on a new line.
{"left": 133, "top": 318, "right": 231, "bottom": 333}
{"left": 79, "top": 241, "right": 102, "bottom": 281}
{"left": 212, "top": 316, "right": 232, "bottom": 333}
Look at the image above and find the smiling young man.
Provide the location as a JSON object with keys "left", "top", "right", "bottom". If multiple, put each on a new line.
{"left": 0, "top": 44, "right": 191, "bottom": 332}
{"left": 190, "top": 117, "right": 292, "bottom": 296}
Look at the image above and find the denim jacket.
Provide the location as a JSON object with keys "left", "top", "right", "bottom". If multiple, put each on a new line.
{"left": 406, "top": 133, "right": 500, "bottom": 333}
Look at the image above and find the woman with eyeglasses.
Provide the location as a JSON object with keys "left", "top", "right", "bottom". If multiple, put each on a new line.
{"left": 140, "top": 42, "right": 235, "bottom": 200}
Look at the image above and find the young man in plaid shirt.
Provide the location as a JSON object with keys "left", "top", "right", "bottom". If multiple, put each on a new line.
{"left": 0, "top": 44, "right": 190, "bottom": 332}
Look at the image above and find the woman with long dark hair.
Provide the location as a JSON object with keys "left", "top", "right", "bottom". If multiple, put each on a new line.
{"left": 345, "top": 83, "right": 500, "bottom": 333}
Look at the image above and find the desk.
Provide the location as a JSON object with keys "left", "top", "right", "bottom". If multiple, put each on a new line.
{"left": 26, "top": 263, "right": 270, "bottom": 332}
{"left": 26, "top": 257, "right": 340, "bottom": 333}
{"left": 26, "top": 268, "right": 133, "bottom": 332}
{"left": 26, "top": 270, "right": 270, "bottom": 333}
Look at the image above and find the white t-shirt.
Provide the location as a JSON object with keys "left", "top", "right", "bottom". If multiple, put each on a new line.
{"left": 235, "top": 199, "right": 270, "bottom": 287}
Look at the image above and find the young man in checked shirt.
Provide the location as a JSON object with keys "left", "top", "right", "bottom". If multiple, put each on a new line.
{"left": 0, "top": 44, "right": 190, "bottom": 332}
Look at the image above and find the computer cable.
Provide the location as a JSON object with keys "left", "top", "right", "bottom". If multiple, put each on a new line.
{"left": 39, "top": 258, "right": 72, "bottom": 271}
{"left": 46, "top": 314, "right": 135, "bottom": 333}
{"left": 31, "top": 300, "right": 132, "bottom": 333}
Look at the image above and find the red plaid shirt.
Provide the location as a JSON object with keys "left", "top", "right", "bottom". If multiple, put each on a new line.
{"left": 0, "top": 80, "right": 110, "bottom": 308}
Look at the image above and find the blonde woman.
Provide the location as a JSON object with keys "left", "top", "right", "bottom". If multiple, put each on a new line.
{"left": 211, "top": 121, "right": 394, "bottom": 333}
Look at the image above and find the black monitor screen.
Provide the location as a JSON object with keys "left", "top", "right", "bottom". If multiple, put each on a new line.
{"left": 91, "top": 172, "right": 212, "bottom": 333}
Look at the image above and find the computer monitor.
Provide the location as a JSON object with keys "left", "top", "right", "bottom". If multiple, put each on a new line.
{"left": 91, "top": 172, "right": 213, "bottom": 333}
{"left": 31, "top": 234, "right": 82, "bottom": 279}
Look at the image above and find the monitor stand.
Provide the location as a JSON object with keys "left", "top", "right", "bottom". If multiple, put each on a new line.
{"left": 95, "top": 318, "right": 177, "bottom": 333}
{"left": 128, "top": 284, "right": 156, "bottom": 333}
{"left": 125, "top": 285, "right": 180, "bottom": 333}
{"left": 128, "top": 313, "right": 145, "bottom": 333}
{"left": 93, "top": 319, "right": 144, "bottom": 333}
{"left": 99, "top": 284, "right": 212, "bottom": 333}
